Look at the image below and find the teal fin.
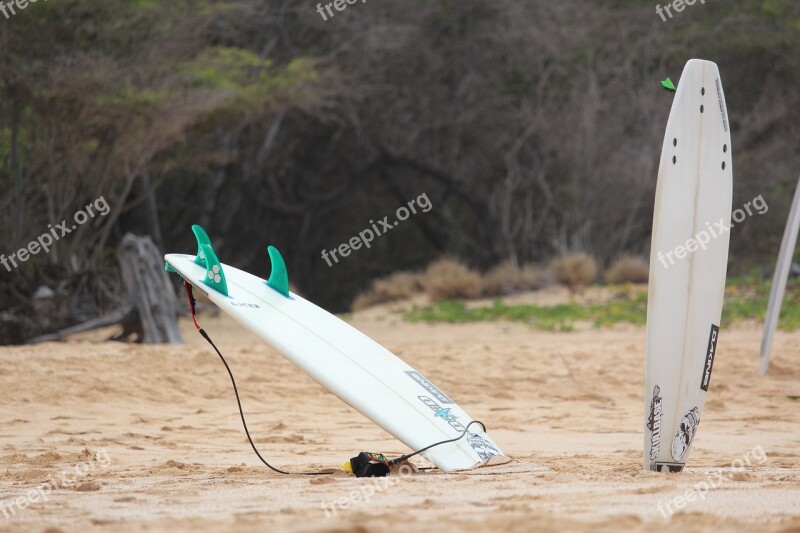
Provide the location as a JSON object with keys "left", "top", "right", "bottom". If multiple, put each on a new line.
{"left": 661, "top": 78, "right": 676, "bottom": 92}
{"left": 192, "top": 225, "right": 213, "bottom": 266}
{"left": 266, "top": 246, "right": 290, "bottom": 298}
{"left": 199, "top": 243, "right": 228, "bottom": 296}
{"left": 165, "top": 261, "right": 177, "bottom": 273}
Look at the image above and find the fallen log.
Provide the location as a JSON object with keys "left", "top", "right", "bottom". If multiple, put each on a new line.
{"left": 26, "top": 304, "right": 134, "bottom": 344}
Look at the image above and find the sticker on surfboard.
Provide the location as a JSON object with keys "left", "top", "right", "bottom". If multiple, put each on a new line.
{"left": 644, "top": 59, "right": 733, "bottom": 472}
{"left": 646, "top": 386, "right": 663, "bottom": 470}
{"left": 700, "top": 324, "right": 720, "bottom": 391}
{"left": 467, "top": 433, "right": 502, "bottom": 461}
{"left": 671, "top": 407, "right": 701, "bottom": 462}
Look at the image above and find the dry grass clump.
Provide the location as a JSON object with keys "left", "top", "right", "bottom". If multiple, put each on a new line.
{"left": 549, "top": 252, "right": 598, "bottom": 290}
{"left": 482, "top": 260, "right": 550, "bottom": 297}
{"left": 605, "top": 255, "right": 649, "bottom": 284}
{"left": 351, "top": 272, "right": 424, "bottom": 311}
{"left": 423, "top": 258, "right": 482, "bottom": 300}
{"left": 352, "top": 257, "right": 556, "bottom": 311}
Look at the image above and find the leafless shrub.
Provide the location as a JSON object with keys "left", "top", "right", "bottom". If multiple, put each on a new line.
{"left": 605, "top": 255, "right": 649, "bottom": 284}
{"left": 482, "top": 260, "right": 550, "bottom": 296}
{"left": 549, "top": 252, "right": 598, "bottom": 290}
{"left": 351, "top": 272, "right": 424, "bottom": 311}
{"left": 423, "top": 258, "right": 482, "bottom": 300}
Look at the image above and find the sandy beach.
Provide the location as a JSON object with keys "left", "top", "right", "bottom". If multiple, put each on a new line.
{"left": 1, "top": 292, "right": 798, "bottom": 532}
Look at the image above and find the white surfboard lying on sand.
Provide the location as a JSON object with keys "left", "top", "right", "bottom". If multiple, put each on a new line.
{"left": 644, "top": 59, "right": 733, "bottom": 472}
{"left": 760, "top": 176, "right": 800, "bottom": 375}
{"left": 165, "top": 227, "right": 502, "bottom": 472}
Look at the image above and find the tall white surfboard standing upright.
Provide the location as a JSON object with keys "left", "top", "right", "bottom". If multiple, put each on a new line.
{"left": 644, "top": 59, "right": 733, "bottom": 472}
{"left": 165, "top": 244, "right": 503, "bottom": 473}
{"left": 760, "top": 177, "right": 800, "bottom": 375}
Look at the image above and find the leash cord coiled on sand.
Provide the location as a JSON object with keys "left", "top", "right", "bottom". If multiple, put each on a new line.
{"left": 182, "top": 280, "right": 487, "bottom": 475}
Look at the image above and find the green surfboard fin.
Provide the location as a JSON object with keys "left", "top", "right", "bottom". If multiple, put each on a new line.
{"left": 199, "top": 243, "right": 228, "bottom": 296}
{"left": 165, "top": 261, "right": 177, "bottom": 273}
{"left": 192, "top": 225, "right": 214, "bottom": 267}
{"left": 661, "top": 78, "right": 676, "bottom": 92}
{"left": 266, "top": 246, "right": 290, "bottom": 298}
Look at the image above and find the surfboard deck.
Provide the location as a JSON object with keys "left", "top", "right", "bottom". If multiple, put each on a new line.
{"left": 644, "top": 59, "right": 733, "bottom": 472}
{"left": 165, "top": 250, "right": 503, "bottom": 473}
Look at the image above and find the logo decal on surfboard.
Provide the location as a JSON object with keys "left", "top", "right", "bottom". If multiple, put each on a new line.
{"left": 672, "top": 407, "right": 701, "bottom": 462}
{"left": 647, "top": 386, "right": 663, "bottom": 470}
{"left": 417, "top": 395, "right": 500, "bottom": 459}
{"left": 231, "top": 302, "right": 260, "bottom": 308}
{"left": 700, "top": 325, "right": 720, "bottom": 391}
{"left": 466, "top": 432, "right": 501, "bottom": 460}
{"left": 406, "top": 371, "right": 454, "bottom": 404}
{"left": 418, "top": 396, "right": 465, "bottom": 433}
{"left": 715, "top": 78, "right": 729, "bottom": 133}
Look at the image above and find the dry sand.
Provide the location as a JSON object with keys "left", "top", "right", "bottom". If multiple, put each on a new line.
{"left": 1, "top": 293, "right": 798, "bottom": 532}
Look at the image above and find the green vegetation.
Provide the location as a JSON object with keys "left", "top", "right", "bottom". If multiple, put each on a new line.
{"left": 724, "top": 276, "right": 800, "bottom": 331}
{"left": 403, "top": 291, "right": 648, "bottom": 332}
{"left": 403, "top": 277, "right": 800, "bottom": 332}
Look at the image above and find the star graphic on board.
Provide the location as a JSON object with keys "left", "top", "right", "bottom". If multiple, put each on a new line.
{"left": 434, "top": 407, "right": 455, "bottom": 420}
